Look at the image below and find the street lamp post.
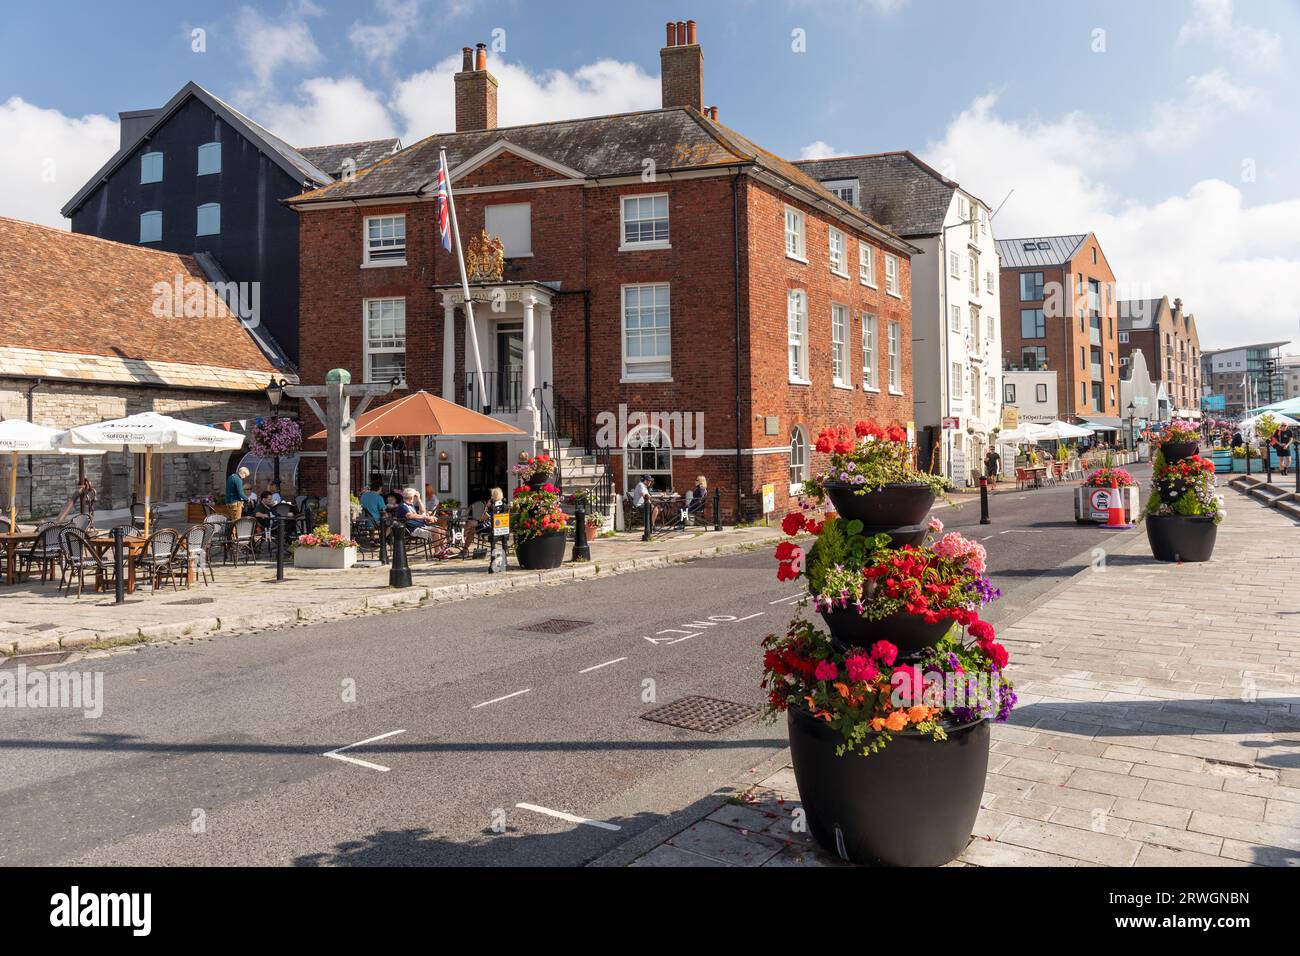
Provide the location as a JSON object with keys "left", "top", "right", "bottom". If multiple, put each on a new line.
{"left": 266, "top": 376, "right": 287, "bottom": 487}
{"left": 1127, "top": 402, "right": 1136, "bottom": 453}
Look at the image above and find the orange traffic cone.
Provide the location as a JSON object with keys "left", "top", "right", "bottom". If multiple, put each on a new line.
{"left": 1099, "top": 478, "right": 1132, "bottom": 531}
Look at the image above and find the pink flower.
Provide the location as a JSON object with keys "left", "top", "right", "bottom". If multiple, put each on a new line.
{"left": 844, "top": 655, "right": 878, "bottom": 683}
{"left": 928, "top": 517, "right": 944, "bottom": 534}
{"left": 890, "top": 664, "right": 925, "bottom": 705}
{"left": 813, "top": 660, "right": 839, "bottom": 681}
{"left": 870, "top": 640, "right": 898, "bottom": 666}
{"left": 968, "top": 619, "right": 995, "bottom": 642}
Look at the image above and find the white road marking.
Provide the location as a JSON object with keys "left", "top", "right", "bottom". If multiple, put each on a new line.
{"left": 515, "top": 802, "right": 622, "bottom": 831}
{"left": 998, "top": 529, "right": 1045, "bottom": 534}
{"left": 323, "top": 729, "right": 406, "bottom": 773}
{"left": 471, "top": 688, "right": 531, "bottom": 709}
{"left": 643, "top": 610, "right": 768, "bottom": 645}
{"left": 579, "top": 657, "right": 627, "bottom": 674}
{"left": 769, "top": 592, "right": 805, "bottom": 605}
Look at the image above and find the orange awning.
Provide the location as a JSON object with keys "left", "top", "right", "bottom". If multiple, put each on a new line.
{"left": 308, "top": 390, "right": 525, "bottom": 439}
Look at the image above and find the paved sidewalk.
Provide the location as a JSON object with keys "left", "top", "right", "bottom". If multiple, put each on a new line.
{"left": 0, "top": 525, "right": 782, "bottom": 658}
{"left": 627, "top": 492, "right": 1300, "bottom": 867}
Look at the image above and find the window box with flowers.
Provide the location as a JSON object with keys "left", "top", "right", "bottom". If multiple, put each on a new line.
{"left": 510, "top": 484, "right": 568, "bottom": 569}
{"left": 763, "top": 510, "right": 1015, "bottom": 866}
{"left": 292, "top": 525, "right": 358, "bottom": 569}
{"left": 1144, "top": 451, "right": 1223, "bottom": 562}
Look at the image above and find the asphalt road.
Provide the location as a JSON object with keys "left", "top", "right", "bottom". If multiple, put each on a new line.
{"left": 0, "top": 467, "right": 1150, "bottom": 866}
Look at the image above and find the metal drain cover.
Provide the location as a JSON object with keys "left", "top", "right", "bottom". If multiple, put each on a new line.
{"left": 641, "top": 696, "right": 760, "bottom": 734}
{"left": 1, "top": 651, "right": 72, "bottom": 669}
{"left": 516, "top": 618, "right": 592, "bottom": 634}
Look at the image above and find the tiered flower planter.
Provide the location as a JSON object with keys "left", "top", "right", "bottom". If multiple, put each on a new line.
{"left": 791, "top": 480, "right": 993, "bottom": 867}
{"left": 1146, "top": 514, "right": 1217, "bottom": 562}
{"left": 1145, "top": 451, "right": 1222, "bottom": 563}
{"left": 1160, "top": 440, "right": 1199, "bottom": 464}
{"left": 515, "top": 530, "right": 566, "bottom": 569}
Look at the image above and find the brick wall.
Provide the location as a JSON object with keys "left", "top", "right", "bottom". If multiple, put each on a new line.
{"left": 296, "top": 155, "right": 916, "bottom": 521}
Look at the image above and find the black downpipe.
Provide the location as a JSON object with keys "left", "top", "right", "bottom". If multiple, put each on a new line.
{"left": 731, "top": 172, "right": 743, "bottom": 522}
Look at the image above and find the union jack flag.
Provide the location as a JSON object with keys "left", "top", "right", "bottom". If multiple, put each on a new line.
{"left": 435, "top": 153, "right": 452, "bottom": 252}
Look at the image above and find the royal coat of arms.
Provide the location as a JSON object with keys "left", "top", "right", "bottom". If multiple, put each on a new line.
{"left": 467, "top": 229, "right": 506, "bottom": 282}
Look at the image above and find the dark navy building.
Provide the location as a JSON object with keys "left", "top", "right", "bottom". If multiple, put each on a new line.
{"left": 62, "top": 81, "right": 399, "bottom": 367}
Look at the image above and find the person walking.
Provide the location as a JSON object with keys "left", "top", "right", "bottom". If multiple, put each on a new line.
{"left": 1276, "top": 427, "right": 1292, "bottom": 476}
{"left": 984, "top": 448, "right": 1001, "bottom": 487}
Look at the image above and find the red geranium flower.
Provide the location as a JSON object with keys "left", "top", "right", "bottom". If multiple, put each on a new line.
{"left": 781, "top": 512, "right": 805, "bottom": 536}
{"left": 870, "top": 640, "right": 898, "bottom": 666}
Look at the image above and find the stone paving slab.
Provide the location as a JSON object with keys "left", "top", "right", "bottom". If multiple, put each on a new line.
{"left": 0, "top": 526, "right": 783, "bottom": 658}
{"left": 627, "top": 491, "right": 1300, "bottom": 868}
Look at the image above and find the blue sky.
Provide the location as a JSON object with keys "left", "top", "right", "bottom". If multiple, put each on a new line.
{"left": 2, "top": 0, "right": 1298, "bottom": 349}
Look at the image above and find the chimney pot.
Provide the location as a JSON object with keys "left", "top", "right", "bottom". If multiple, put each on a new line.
{"left": 661, "top": 18, "right": 705, "bottom": 111}
{"left": 455, "top": 43, "right": 498, "bottom": 131}
{"left": 461, "top": 46, "right": 474, "bottom": 71}
{"left": 475, "top": 42, "right": 487, "bottom": 70}
{"left": 666, "top": 21, "right": 677, "bottom": 46}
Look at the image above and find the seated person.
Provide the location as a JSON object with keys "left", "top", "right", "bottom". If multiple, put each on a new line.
{"left": 631, "top": 475, "right": 663, "bottom": 527}
{"left": 686, "top": 475, "right": 709, "bottom": 521}
{"left": 252, "top": 491, "right": 276, "bottom": 535}
{"left": 267, "top": 481, "right": 283, "bottom": 506}
{"left": 359, "top": 481, "right": 385, "bottom": 526}
{"left": 398, "top": 487, "right": 446, "bottom": 548}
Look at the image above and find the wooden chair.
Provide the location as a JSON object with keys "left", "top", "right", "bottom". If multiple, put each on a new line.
{"left": 57, "top": 527, "right": 117, "bottom": 599}
{"left": 182, "top": 524, "right": 215, "bottom": 586}
{"left": 17, "top": 524, "right": 65, "bottom": 583}
{"left": 227, "top": 517, "right": 260, "bottom": 565}
{"left": 138, "top": 528, "right": 181, "bottom": 593}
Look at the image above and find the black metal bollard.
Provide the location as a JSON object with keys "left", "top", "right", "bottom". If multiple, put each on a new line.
{"left": 274, "top": 516, "right": 286, "bottom": 582}
{"left": 979, "top": 476, "right": 991, "bottom": 525}
{"left": 572, "top": 501, "right": 590, "bottom": 562}
{"left": 713, "top": 487, "right": 722, "bottom": 531}
{"left": 1246, "top": 445, "right": 1252, "bottom": 475}
{"left": 641, "top": 496, "right": 652, "bottom": 542}
{"left": 388, "top": 517, "right": 412, "bottom": 588}
{"left": 1266, "top": 443, "right": 1273, "bottom": 485}
{"left": 112, "top": 525, "right": 125, "bottom": 605}
{"left": 378, "top": 515, "right": 389, "bottom": 565}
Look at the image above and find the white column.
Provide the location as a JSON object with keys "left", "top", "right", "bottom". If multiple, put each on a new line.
{"left": 522, "top": 295, "right": 538, "bottom": 436}
{"left": 441, "top": 298, "right": 456, "bottom": 401}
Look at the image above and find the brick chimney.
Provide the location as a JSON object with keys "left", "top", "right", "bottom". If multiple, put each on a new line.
{"left": 1173, "top": 297, "right": 1183, "bottom": 320}
{"left": 661, "top": 19, "right": 703, "bottom": 112}
{"left": 455, "top": 42, "right": 498, "bottom": 131}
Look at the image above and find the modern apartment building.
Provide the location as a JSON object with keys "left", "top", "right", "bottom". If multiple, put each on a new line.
{"left": 997, "top": 233, "right": 1121, "bottom": 435}
{"left": 1116, "top": 296, "right": 1200, "bottom": 419}
{"left": 1201, "top": 341, "right": 1290, "bottom": 416}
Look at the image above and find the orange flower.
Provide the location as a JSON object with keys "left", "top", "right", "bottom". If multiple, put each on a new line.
{"left": 884, "top": 710, "right": 909, "bottom": 732}
{"left": 870, "top": 717, "right": 886, "bottom": 731}
{"left": 832, "top": 682, "right": 851, "bottom": 699}
{"left": 907, "top": 705, "right": 934, "bottom": 724}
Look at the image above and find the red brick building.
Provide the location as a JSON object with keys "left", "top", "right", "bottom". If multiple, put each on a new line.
{"left": 997, "top": 233, "right": 1122, "bottom": 433}
{"left": 290, "top": 22, "right": 918, "bottom": 522}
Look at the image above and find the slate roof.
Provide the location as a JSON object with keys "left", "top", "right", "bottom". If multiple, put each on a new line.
{"left": 297, "top": 138, "right": 401, "bottom": 178}
{"left": 285, "top": 107, "right": 915, "bottom": 251}
{"left": 0, "top": 217, "right": 275, "bottom": 388}
{"left": 61, "top": 82, "right": 369, "bottom": 218}
{"left": 1117, "top": 297, "right": 1168, "bottom": 330}
{"left": 793, "top": 151, "right": 963, "bottom": 237}
{"left": 994, "top": 234, "right": 1089, "bottom": 269}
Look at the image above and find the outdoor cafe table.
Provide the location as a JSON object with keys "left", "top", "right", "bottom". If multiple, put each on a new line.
{"left": 1, "top": 531, "right": 39, "bottom": 585}
{"left": 87, "top": 534, "right": 149, "bottom": 594}
{"left": 1024, "top": 465, "right": 1049, "bottom": 488}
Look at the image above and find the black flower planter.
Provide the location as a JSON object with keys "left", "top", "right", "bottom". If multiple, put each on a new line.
{"left": 1146, "top": 513, "right": 1217, "bottom": 562}
{"left": 787, "top": 707, "right": 989, "bottom": 866}
{"left": 818, "top": 606, "right": 954, "bottom": 659}
{"left": 526, "top": 472, "right": 557, "bottom": 491}
{"left": 1160, "top": 441, "right": 1199, "bottom": 464}
{"left": 856, "top": 521, "right": 927, "bottom": 548}
{"left": 824, "top": 482, "right": 935, "bottom": 526}
{"left": 515, "top": 531, "right": 567, "bottom": 569}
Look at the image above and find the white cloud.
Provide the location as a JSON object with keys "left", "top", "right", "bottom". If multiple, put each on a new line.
{"left": 1177, "top": 0, "right": 1283, "bottom": 67}
{"left": 923, "top": 94, "right": 1300, "bottom": 352}
{"left": 798, "top": 140, "right": 839, "bottom": 160}
{"left": 392, "top": 55, "right": 659, "bottom": 143}
{"left": 0, "top": 97, "right": 118, "bottom": 228}
{"left": 254, "top": 77, "right": 398, "bottom": 147}
{"left": 235, "top": 1, "right": 324, "bottom": 92}
{"left": 349, "top": 0, "right": 422, "bottom": 70}
{"left": 1142, "top": 69, "right": 1257, "bottom": 146}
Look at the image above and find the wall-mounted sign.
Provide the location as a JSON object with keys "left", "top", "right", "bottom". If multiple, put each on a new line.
{"left": 761, "top": 483, "right": 775, "bottom": 514}
{"left": 1001, "top": 408, "right": 1020, "bottom": 429}
{"left": 492, "top": 512, "right": 510, "bottom": 537}
{"left": 942, "top": 416, "right": 960, "bottom": 431}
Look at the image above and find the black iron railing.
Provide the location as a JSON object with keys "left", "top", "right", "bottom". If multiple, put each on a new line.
{"left": 461, "top": 370, "right": 523, "bottom": 413}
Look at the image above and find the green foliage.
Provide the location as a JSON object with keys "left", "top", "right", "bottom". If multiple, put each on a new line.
{"left": 804, "top": 516, "right": 888, "bottom": 597}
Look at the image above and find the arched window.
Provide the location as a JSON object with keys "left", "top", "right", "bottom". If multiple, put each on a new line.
{"left": 789, "top": 427, "right": 808, "bottom": 491}
{"left": 363, "top": 437, "right": 415, "bottom": 492}
{"left": 625, "top": 426, "right": 673, "bottom": 493}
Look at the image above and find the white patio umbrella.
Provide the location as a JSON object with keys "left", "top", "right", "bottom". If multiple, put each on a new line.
{"left": 1040, "top": 420, "right": 1095, "bottom": 440}
{"left": 0, "top": 420, "right": 104, "bottom": 530}
{"left": 58, "top": 412, "right": 245, "bottom": 535}
{"left": 1238, "top": 411, "right": 1300, "bottom": 436}
{"left": 997, "top": 423, "right": 1055, "bottom": 443}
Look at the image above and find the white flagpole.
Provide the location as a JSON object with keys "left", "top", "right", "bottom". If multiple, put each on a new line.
{"left": 441, "top": 148, "right": 488, "bottom": 413}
